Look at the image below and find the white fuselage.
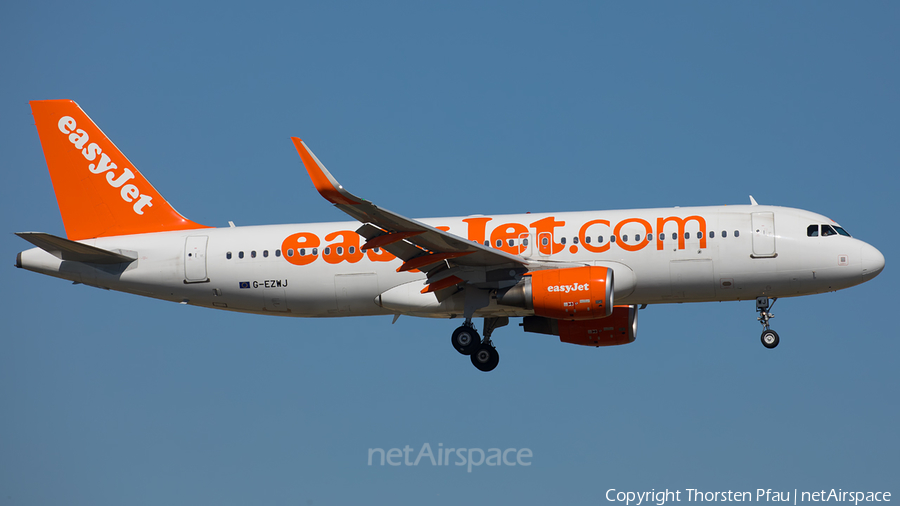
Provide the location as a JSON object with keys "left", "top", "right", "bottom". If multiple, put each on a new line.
{"left": 17, "top": 205, "right": 884, "bottom": 318}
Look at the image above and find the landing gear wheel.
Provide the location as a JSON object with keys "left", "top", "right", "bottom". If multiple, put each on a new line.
{"left": 761, "top": 329, "right": 780, "bottom": 349}
{"left": 470, "top": 344, "right": 499, "bottom": 372}
{"left": 451, "top": 325, "right": 481, "bottom": 355}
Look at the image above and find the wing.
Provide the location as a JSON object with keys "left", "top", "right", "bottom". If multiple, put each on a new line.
{"left": 292, "top": 138, "right": 528, "bottom": 293}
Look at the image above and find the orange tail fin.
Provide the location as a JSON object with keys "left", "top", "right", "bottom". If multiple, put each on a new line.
{"left": 30, "top": 100, "right": 210, "bottom": 240}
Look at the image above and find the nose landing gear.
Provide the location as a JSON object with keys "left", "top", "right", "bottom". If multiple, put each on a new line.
{"left": 756, "top": 296, "right": 779, "bottom": 349}
{"left": 450, "top": 316, "right": 507, "bottom": 371}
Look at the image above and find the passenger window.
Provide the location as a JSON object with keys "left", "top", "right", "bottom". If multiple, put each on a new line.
{"left": 560, "top": 237, "right": 567, "bottom": 245}
{"left": 541, "top": 237, "right": 549, "bottom": 246}
{"left": 349, "top": 246, "right": 356, "bottom": 254}
{"left": 336, "top": 247, "right": 343, "bottom": 255}
{"left": 495, "top": 239, "right": 502, "bottom": 247}
{"left": 622, "top": 235, "right": 628, "bottom": 242}
{"left": 263, "top": 250, "right": 269, "bottom": 258}
{"left": 324, "top": 247, "right": 331, "bottom": 255}
{"left": 647, "top": 234, "right": 652, "bottom": 241}
{"left": 821, "top": 225, "right": 837, "bottom": 237}
{"left": 312, "top": 248, "right": 318, "bottom": 255}
{"left": 734, "top": 230, "right": 740, "bottom": 238}
{"left": 834, "top": 226, "right": 851, "bottom": 237}
{"left": 573, "top": 237, "right": 579, "bottom": 244}
{"left": 484, "top": 240, "right": 490, "bottom": 246}
{"left": 275, "top": 249, "right": 281, "bottom": 257}
{"left": 373, "top": 247, "right": 381, "bottom": 253}
{"left": 226, "top": 252, "right": 232, "bottom": 259}
{"left": 508, "top": 239, "right": 515, "bottom": 247}
{"left": 238, "top": 251, "right": 244, "bottom": 259}
{"left": 584, "top": 236, "right": 591, "bottom": 244}
{"left": 671, "top": 232, "right": 677, "bottom": 240}
{"left": 709, "top": 231, "right": 715, "bottom": 238}
{"left": 697, "top": 231, "right": 703, "bottom": 239}
{"left": 807, "top": 225, "right": 819, "bottom": 237}
{"left": 634, "top": 234, "right": 641, "bottom": 242}
{"left": 251, "top": 250, "right": 257, "bottom": 258}
{"left": 722, "top": 231, "right": 727, "bottom": 238}
{"left": 610, "top": 236, "right": 616, "bottom": 243}
{"left": 287, "top": 249, "right": 294, "bottom": 257}
{"left": 523, "top": 238, "right": 529, "bottom": 246}
{"left": 685, "top": 232, "right": 690, "bottom": 239}
{"left": 597, "top": 236, "right": 604, "bottom": 243}
{"left": 299, "top": 248, "right": 306, "bottom": 256}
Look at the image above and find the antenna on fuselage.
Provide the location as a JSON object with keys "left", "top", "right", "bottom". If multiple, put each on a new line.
{"left": 749, "top": 195, "right": 759, "bottom": 206}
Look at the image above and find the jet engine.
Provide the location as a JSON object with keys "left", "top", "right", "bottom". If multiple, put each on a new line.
{"left": 499, "top": 266, "right": 613, "bottom": 320}
{"left": 522, "top": 305, "right": 638, "bottom": 347}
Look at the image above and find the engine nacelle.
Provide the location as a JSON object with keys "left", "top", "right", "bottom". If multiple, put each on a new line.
{"left": 522, "top": 305, "right": 638, "bottom": 347}
{"left": 499, "top": 266, "right": 613, "bottom": 320}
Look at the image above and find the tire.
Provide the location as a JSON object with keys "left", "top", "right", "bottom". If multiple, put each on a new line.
{"left": 451, "top": 326, "right": 481, "bottom": 355}
{"left": 470, "top": 344, "right": 500, "bottom": 372}
{"left": 761, "top": 329, "right": 780, "bottom": 349}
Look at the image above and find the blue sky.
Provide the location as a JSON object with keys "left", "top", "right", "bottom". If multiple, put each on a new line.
{"left": 1, "top": 2, "right": 898, "bottom": 505}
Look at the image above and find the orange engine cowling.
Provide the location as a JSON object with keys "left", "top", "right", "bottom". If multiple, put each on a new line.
{"left": 499, "top": 266, "right": 613, "bottom": 320}
{"left": 522, "top": 305, "right": 638, "bottom": 347}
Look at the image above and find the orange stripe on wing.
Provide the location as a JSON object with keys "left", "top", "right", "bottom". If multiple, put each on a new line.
{"left": 397, "top": 251, "right": 472, "bottom": 273}
{"left": 421, "top": 275, "right": 464, "bottom": 294}
{"left": 362, "top": 231, "right": 423, "bottom": 251}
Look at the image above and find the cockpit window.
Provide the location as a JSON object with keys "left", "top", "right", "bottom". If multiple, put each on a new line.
{"left": 811, "top": 223, "right": 850, "bottom": 237}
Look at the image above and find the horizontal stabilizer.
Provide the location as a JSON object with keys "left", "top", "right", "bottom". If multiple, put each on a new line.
{"left": 16, "top": 232, "right": 137, "bottom": 264}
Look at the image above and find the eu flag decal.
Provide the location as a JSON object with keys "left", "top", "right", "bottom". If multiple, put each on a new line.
{"left": 239, "top": 281, "right": 251, "bottom": 289}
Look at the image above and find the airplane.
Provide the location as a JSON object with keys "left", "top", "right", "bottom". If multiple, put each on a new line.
{"left": 16, "top": 100, "right": 885, "bottom": 372}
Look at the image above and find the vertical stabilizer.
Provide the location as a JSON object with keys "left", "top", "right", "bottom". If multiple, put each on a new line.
{"left": 30, "top": 100, "right": 210, "bottom": 240}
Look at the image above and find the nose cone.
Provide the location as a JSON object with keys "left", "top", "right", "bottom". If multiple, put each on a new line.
{"left": 861, "top": 243, "right": 885, "bottom": 281}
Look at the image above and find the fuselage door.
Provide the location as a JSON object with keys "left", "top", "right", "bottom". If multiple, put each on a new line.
{"left": 334, "top": 273, "right": 379, "bottom": 313}
{"left": 669, "top": 259, "right": 715, "bottom": 299}
{"left": 751, "top": 212, "right": 777, "bottom": 258}
{"left": 184, "top": 236, "right": 209, "bottom": 282}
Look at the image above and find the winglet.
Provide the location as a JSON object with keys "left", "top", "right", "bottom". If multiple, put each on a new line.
{"left": 749, "top": 195, "right": 759, "bottom": 206}
{"left": 291, "top": 138, "right": 362, "bottom": 206}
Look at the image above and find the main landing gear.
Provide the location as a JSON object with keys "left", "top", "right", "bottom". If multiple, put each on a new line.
{"left": 450, "top": 316, "right": 507, "bottom": 372}
{"left": 756, "top": 296, "right": 779, "bottom": 349}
